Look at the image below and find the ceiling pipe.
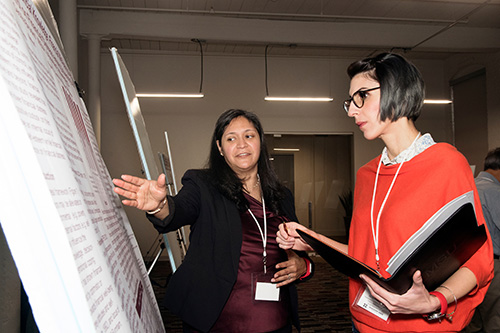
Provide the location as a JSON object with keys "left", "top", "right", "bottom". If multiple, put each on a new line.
{"left": 410, "top": 0, "right": 491, "bottom": 50}
{"left": 77, "top": 5, "right": 469, "bottom": 26}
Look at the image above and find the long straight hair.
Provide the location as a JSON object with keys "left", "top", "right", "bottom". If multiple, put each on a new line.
{"left": 205, "top": 109, "right": 285, "bottom": 213}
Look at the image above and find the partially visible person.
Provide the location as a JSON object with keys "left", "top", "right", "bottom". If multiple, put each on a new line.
{"left": 277, "top": 53, "right": 493, "bottom": 333}
{"left": 113, "top": 109, "right": 313, "bottom": 333}
{"left": 464, "top": 147, "right": 500, "bottom": 333}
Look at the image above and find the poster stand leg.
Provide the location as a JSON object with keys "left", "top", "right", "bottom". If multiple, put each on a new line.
{"left": 147, "top": 242, "right": 165, "bottom": 275}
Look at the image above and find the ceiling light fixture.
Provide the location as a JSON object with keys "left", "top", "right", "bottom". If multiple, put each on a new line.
{"left": 136, "top": 93, "right": 204, "bottom": 98}
{"left": 265, "top": 96, "right": 333, "bottom": 102}
{"left": 264, "top": 44, "right": 333, "bottom": 102}
{"left": 137, "top": 39, "right": 205, "bottom": 98}
{"left": 424, "top": 99, "right": 452, "bottom": 104}
{"left": 273, "top": 148, "right": 300, "bottom": 152}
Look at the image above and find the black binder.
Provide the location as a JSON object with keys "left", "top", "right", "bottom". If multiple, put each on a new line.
{"left": 298, "top": 200, "right": 487, "bottom": 294}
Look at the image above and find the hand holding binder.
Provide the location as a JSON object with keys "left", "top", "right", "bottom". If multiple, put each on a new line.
{"left": 297, "top": 191, "right": 487, "bottom": 295}
{"left": 276, "top": 222, "right": 314, "bottom": 252}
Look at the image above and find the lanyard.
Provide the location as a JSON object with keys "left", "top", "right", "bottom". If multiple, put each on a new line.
{"left": 370, "top": 133, "right": 420, "bottom": 273}
{"left": 247, "top": 177, "right": 267, "bottom": 274}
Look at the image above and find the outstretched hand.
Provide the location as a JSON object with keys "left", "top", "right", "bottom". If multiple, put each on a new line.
{"left": 112, "top": 173, "right": 168, "bottom": 212}
{"left": 360, "top": 270, "right": 439, "bottom": 315}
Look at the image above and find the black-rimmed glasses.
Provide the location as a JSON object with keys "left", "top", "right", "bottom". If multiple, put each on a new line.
{"left": 343, "top": 87, "right": 380, "bottom": 113}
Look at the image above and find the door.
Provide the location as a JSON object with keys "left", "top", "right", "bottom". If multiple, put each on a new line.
{"left": 451, "top": 69, "right": 488, "bottom": 175}
{"left": 266, "top": 134, "right": 353, "bottom": 239}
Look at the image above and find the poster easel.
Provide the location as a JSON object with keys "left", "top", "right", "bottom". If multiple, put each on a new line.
{"left": 110, "top": 47, "right": 185, "bottom": 272}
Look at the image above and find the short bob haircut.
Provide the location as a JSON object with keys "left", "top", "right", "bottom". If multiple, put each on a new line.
{"left": 484, "top": 147, "right": 500, "bottom": 171}
{"left": 347, "top": 52, "right": 425, "bottom": 122}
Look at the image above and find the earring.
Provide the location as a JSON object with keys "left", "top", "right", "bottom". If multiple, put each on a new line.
{"left": 220, "top": 152, "right": 224, "bottom": 156}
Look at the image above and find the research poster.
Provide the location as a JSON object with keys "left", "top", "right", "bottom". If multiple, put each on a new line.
{"left": 0, "top": 1, "right": 165, "bottom": 332}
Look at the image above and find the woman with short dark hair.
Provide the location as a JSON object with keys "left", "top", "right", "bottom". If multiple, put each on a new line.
{"left": 346, "top": 52, "right": 424, "bottom": 122}
{"left": 278, "top": 53, "right": 493, "bottom": 333}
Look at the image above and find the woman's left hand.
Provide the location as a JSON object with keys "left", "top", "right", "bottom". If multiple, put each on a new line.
{"left": 360, "top": 270, "right": 440, "bottom": 314}
{"left": 271, "top": 250, "right": 307, "bottom": 287}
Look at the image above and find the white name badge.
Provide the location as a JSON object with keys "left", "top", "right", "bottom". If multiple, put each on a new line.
{"left": 255, "top": 282, "right": 280, "bottom": 301}
{"left": 355, "top": 288, "right": 391, "bottom": 321}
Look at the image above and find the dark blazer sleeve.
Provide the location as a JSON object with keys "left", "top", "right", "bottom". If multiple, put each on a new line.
{"left": 146, "top": 170, "right": 243, "bottom": 332}
{"left": 280, "top": 186, "right": 299, "bottom": 222}
{"left": 146, "top": 170, "right": 204, "bottom": 233}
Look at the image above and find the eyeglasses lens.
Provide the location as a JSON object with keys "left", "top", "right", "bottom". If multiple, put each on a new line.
{"left": 343, "top": 100, "right": 350, "bottom": 112}
{"left": 353, "top": 92, "right": 364, "bottom": 109}
{"left": 344, "top": 92, "right": 363, "bottom": 113}
{"left": 343, "top": 87, "right": 379, "bottom": 113}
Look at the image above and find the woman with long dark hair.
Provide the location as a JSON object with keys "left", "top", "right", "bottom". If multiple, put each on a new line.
{"left": 113, "top": 109, "right": 313, "bottom": 332}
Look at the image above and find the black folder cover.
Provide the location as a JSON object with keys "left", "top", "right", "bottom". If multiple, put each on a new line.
{"left": 297, "top": 201, "right": 487, "bottom": 294}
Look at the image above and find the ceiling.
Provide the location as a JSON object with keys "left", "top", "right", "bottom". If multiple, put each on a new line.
{"left": 56, "top": 0, "right": 500, "bottom": 59}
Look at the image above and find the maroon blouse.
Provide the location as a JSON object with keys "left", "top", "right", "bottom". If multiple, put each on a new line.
{"left": 210, "top": 193, "right": 290, "bottom": 332}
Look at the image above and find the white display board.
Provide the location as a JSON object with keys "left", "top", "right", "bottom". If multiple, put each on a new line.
{"left": 0, "top": 1, "right": 165, "bottom": 332}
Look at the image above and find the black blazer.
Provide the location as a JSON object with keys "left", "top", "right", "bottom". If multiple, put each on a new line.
{"left": 147, "top": 169, "right": 312, "bottom": 332}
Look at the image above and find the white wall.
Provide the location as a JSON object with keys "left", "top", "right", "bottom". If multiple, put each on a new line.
{"left": 96, "top": 51, "right": 454, "bottom": 256}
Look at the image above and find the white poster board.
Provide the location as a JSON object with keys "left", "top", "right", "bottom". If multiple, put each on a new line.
{"left": 0, "top": 1, "right": 164, "bottom": 332}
